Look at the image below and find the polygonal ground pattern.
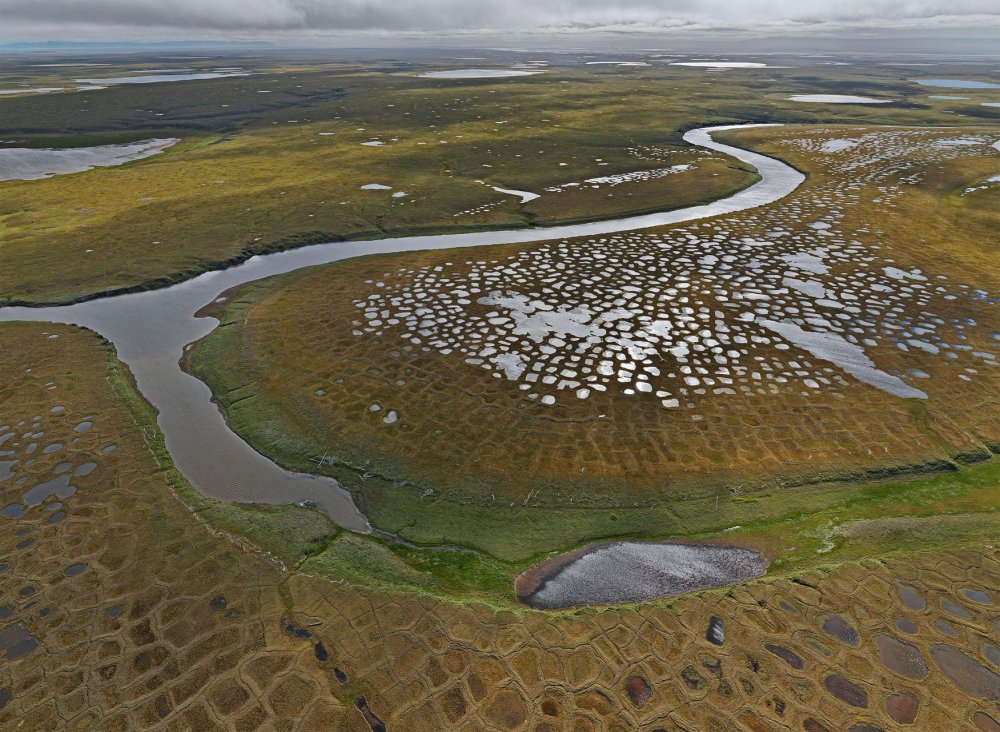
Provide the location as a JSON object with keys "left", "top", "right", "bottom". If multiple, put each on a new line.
{"left": 3, "top": 323, "right": 1000, "bottom": 731}
{"left": 290, "top": 548, "right": 1000, "bottom": 731}
{"left": 0, "top": 323, "right": 350, "bottom": 730}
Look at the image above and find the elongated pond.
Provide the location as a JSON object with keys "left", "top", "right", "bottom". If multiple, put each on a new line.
{"left": 0, "top": 125, "right": 804, "bottom": 532}
{"left": 516, "top": 540, "right": 768, "bottom": 609}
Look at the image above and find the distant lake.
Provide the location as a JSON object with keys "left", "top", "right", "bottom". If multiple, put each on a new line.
{"left": 74, "top": 71, "right": 249, "bottom": 86}
{"left": 671, "top": 61, "right": 770, "bottom": 69}
{"left": 788, "top": 94, "right": 890, "bottom": 104}
{"left": 914, "top": 79, "right": 1000, "bottom": 89}
{"left": 417, "top": 69, "right": 541, "bottom": 79}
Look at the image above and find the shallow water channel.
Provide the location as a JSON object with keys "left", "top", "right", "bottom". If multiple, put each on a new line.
{"left": 0, "top": 125, "right": 804, "bottom": 533}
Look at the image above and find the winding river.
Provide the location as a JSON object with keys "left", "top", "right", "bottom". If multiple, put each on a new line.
{"left": 0, "top": 125, "right": 804, "bottom": 532}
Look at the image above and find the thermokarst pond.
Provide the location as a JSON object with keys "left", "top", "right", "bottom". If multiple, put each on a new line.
{"left": 515, "top": 541, "right": 768, "bottom": 609}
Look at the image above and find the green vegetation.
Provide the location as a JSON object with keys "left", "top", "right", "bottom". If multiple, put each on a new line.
{"left": 242, "top": 449, "right": 1000, "bottom": 606}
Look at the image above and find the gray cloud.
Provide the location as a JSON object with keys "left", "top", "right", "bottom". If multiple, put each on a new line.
{"left": 2, "top": 0, "right": 999, "bottom": 36}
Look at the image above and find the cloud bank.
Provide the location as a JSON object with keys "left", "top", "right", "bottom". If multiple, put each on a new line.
{"left": 2, "top": 0, "right": 1000, "bottom": 38}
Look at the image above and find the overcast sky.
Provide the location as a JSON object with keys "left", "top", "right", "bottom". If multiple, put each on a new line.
{"left": 3, "top": 0, "right": 1000, "bottom": 42}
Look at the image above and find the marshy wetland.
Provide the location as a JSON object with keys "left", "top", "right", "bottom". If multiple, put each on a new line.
{"left": 1, "top": 49, "right": 999, "bottom": 730}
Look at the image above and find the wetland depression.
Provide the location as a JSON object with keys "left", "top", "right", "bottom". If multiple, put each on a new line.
{"left": 0, "top": 125, "right": 803, "bottom": 531}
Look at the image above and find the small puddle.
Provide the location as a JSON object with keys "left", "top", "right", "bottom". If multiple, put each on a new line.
{"left": 281, "top": 617, "right": 312, "bottom": 639}
{"left": 823, "top": 673, "right": 868, "bottom": 708}
{"left": 624, "top": 675, "right": 652, "bottom": 708}
{"left": 935, "top": 619, "right": 958, "bottom": 637}
{"left": 488, "top": 184, "right": 539, "bottom": 203}
{"left": 897, "top": 582, "right": 926, "bottom": 610}
{"left": 354, "top": 696, "right": 386, "bottom": 732}
{"left": 73, "top": 462, "right": 96, "bottom": 477}
{"left": 23, "top": 474, "right": 75, "bottom": 506}
{"left": 822, "top": 615, "right": 859, "bottom": 646}
{"left": 930, "top": 644, "right": 1000, "bottom": 701}
{"left": 896, "top": 617, "right": 918, "bottom": 634}
{"left": 941, "top": 596, "right": 972, "bottom": 619}
{"left": 983, "top": 644, "right": 1000, "bottom": 667}
{"left": 887, "top": 691, "right": 919, "bottom": 724}
{"left": 314, "top": 641, "right": 329, "bottom": 662}
{"left": 0, "top": 504, "right": 25, "bottom": 519}
{"left": 765, "top": 643, "right": 804, "bottom": 669}
{"left": 874, "top": 632, "right": 929, "bottom": 680}
{"left": 0, "top": 622, "right": 39, "bottom": 660}
{"left": 706, "top": 616, "right": 725, "bottom": 645}
{"left": 963, "top": 588, "right": 993, "bottom": 605}
{"left": 0, "top": 461, "right": 16, "bottom": 481}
